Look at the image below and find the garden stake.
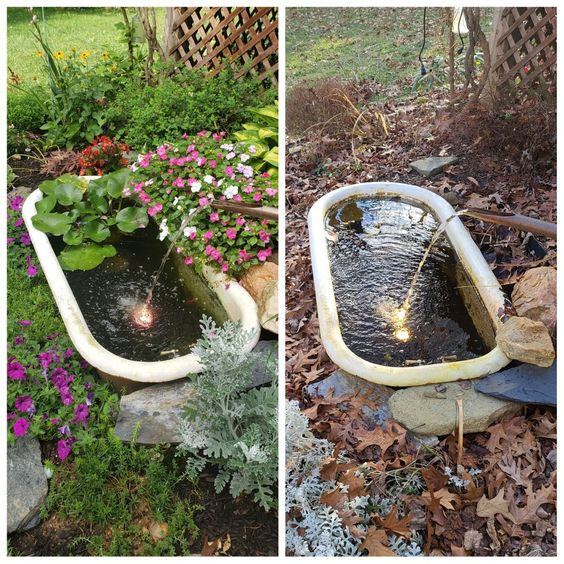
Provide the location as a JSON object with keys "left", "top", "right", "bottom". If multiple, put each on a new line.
{"left": 455, "top": 398, "right": 464, "bottom": 467}
{"left": 211, "top": 201, "right": 278, "bottom": 221}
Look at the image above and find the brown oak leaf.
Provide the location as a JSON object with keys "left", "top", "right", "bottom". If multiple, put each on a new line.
{"left": 359, "top": 527, "right": 396, "bottom": 556}
{"left": 320, "top": 486, "right": 347, "bottom": 510}
{"left": 339, "top": 468, "right": 367, "bottom": 500}
{"left": 476, "top": 490, "right": 515, "bottom": 522}
{"left": 373, "top": 506, "right": 412, "bottom": 538}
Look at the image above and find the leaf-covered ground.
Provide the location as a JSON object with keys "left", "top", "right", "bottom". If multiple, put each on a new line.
{"left": 285, "top": 82, "right": 556, "bottom": 554}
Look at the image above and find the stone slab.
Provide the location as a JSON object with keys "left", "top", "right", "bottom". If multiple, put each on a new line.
{"left": 475, "top": 362, "right": 556, "bottom": 406}
{"left": 307, "top": 369, "right": 394, "bottom": 426}
{"left": 409, "top": 156, "right": 459, "bottom": 178}
{"left": 8, "top": 436, "right": 48, "bottom": 533}
{"left": 389, "top": 380, "right": 520, "bottom": 436}
{"left": 115, "top": 340, "right": 276, "bottom": 444}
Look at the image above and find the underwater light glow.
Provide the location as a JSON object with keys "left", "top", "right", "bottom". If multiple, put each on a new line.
{"left": 132, "top": 303, "right": 155, "bottom": 329}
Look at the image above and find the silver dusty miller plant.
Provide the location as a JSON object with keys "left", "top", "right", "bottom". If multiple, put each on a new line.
{"left": 286, "top": 401, "right": 424, "bottom": 557}
{"left": 177, "top": 316, "right": 277, "bottom": 511}
{"left": 286, "top": 400, "right": 365, "bottom": 556}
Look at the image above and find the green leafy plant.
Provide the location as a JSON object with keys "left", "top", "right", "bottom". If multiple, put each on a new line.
{"left": 411, "top": 57, "right": 449, "bottom": 92}
{"left": 45, "top": 430, "right": 201, "bottom": 556}
{"left": 233, "top": 102, "right": 279, "bottom": 180}
{"left": 177, "top": 316, "right": 278, "bottom": 511}
{"left": 105, "top": 67, "right": 272, "bottom": 150}
{"left": 8, "top": 164, "right": 18, "bottom": 188}
{"left": 31, "top": 169, "right": 149, "bottom": 270}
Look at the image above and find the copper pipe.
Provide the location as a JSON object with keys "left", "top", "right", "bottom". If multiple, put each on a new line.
{"left": 210, "top": 201, "right": 278, "bottom": 221}
{"left": 463, "top": 208, "right": 556, "bottom": 240}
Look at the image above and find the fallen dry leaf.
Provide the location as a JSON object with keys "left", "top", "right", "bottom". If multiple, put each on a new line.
{"left": 359, "top": 527, "right": 396, "bottom": 556}
{"left": 476, "top": 490, "right": 514, "bottom": 522}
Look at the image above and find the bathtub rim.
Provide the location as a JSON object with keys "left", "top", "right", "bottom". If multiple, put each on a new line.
{"left": 308, "top": 181, "right": 511, "bottom": 387}
{"left": 22, "top": 185, "right": 260, "bottom": 383}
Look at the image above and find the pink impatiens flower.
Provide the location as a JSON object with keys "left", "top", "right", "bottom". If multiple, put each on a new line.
{"left": 235, "top": 217, "right": 245, "bottom": 226}
{"left": 147, "top": 203, "right": 163, "bottom": 217}
{"left": 226, "top": 228, "right": 237, "bottom": 240}
{"left": 184, "top": 256, "right": 193, "bottom": 265}
{"left": 204, "top": 231, "right": 214, "bottom": 242}
{"left": 209, "top": 212, "right": 220, "bottom": 223}
{"left": 257, "top": 247, "right": 273, "bottom": 262}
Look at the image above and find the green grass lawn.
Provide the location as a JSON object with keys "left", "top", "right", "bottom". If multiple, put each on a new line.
{"left": 7, "top": 7, "right": 166, "bottom": 86}
{"left": 286, "top": 7, "right": 493, "bottom": 90}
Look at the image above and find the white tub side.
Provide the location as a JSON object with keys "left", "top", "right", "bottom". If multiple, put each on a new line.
{"left": 22, "top": 189, "right": 260, "bottom": 383}
{"left": 308, "top": 182, "right": 511, "bottom": 387}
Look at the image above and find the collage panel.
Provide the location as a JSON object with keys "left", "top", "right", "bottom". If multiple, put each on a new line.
{"left": 6, "top": 5, "right": 278, "bottom": 557}
{"left": 285, "top": 5, "right": 556, "bottom": 557}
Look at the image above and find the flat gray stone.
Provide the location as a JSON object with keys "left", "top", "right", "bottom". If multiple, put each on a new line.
{"left": 475, "top": 362, "right": 556, "bottom": 406}
{"left": 409, "top": 156, "right": 459, "bottom": 178}
{"left": 8, "top": 436, "right": 48, "bottom": 533}
{"left": 115, "top": 340, "right": 277, "bottom": 444}
{"left": 389, "top": 380, "right": 520, "bottom": 436}
{"left": 307, "top": 369, "right": 394, "bottom": 425}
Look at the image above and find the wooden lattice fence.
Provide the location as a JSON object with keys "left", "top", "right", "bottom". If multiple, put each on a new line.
{"left": 164, "top": 7, "right": 278, "bottom": 86}
{"left": 488, "top": 7, "right": 556, "bottom": 100}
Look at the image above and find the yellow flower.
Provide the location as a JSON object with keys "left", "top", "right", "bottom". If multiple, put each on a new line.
{"left": 100, "top": 51, "right": 110, "bottom": 61}
{"left": 79, "top": 50, "right": 91, "bottom": 60}
{"left": 35, "top": 50, "right": 44, "bottom": 58}
{"left": 53, "top": 50, "right": 65, "bottom": 59}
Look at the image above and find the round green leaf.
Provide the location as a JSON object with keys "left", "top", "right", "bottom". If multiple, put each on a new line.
{"left": 38, "top": 179, "right": 59, "bottom": 196}
{"left": 35, "top": 194, "right": 57, "bottom": 214}
{"left": 54, "top": 183, "right": 83, "bottom": 206}
{"left": 58, "top": 244, "right": 117, "bottom": 271}
{"left": 63, "top": 228, "right": 84, "bottom": 245}
{"left": 82, "top": 221, "right": 111, "bottom": 243}
{"left": 116, "top": 206, "right": 149, "bottom": 229}
{"left": 31, "top": 212, "right": 73, "bottom": 236}
{"left": 104, "top": 168, "right": 130, "bottom": 198}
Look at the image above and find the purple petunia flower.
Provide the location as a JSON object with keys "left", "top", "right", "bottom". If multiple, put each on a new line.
{"left": 73, "top": 403, "right": 89, "bottom": 424}
{"left": 15, "top": 396, "right": 34, "bottom": 413}
{"left": 7, "top": 360, "right": 26, "bottom": 380}
{"left": 58, "top": 424, "right": 71, "bottom": 436}
{"left": 86, "top": 391, "right": 95, "bottom": 406}
{"left": 20, "top": 233, "right": 31, "bottom": 246}
{"left": 13, "top": 418, "right": 30, "bottom": 437}
{"left": 18, "top": 319, "right": 32, "bottom": 326}
{"left": 14, "top": 217, "right": 24, "bottom": 228}
{"left": 57, "top": 439, "right": 73, "bottom": 460}
{"left": 63, "top": 347, "right": 74, "bottom": 360}
{"left": 38, "top": 351, "right": 55, "bottom": 370}
{"left": 14, "top": 335, "right": 25, "bottom": 345}
{"left": 10, "top": 195, "right": 24, "bottom": 211}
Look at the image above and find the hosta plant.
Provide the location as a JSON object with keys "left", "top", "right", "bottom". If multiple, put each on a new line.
{"left": 233, "top": 102, "right": 279, "bottom": 180}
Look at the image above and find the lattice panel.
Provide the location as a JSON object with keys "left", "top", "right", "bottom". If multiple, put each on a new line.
{"left": 167, "top": 7, "right": 278, "bottom": 86}
{"left": 490, "top": 7, "right": 556, "bottom": 95}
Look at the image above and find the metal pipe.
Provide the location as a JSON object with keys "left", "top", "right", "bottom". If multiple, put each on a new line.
{"left": 210, "top": 201, "right": 278, "bottom": 221}
{"left": 462, "top": 208, "right": 556, "bottom": 240}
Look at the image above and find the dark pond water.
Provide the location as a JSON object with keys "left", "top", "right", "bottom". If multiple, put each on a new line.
{"left": 61, "top": 223, "right": 226, "bottom": 362}
{"left": 326, "top": 197, "right": 488, "bottom": 366}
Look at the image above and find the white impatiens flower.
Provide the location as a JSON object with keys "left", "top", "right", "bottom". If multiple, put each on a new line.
{"left": 203, "top": 174, "right": 214, "bottom": 184}
{"left": 130, "top": 163, "right": 138, "bottom": 172}
{"left": 239, "top": 153, "right": 250, "bottom": 162}
{"left": 225, "top": 151, "right": 236, "bottom": 160}
{"left": 183, "top": 226, "right": 196, "bottom": 238}
{"left": 190, "top": 181, "right": 202, "bottom": 193}
{"left": 220, "top": 143, "right": 234, "bottom": 151}
{"left": 173, "top": 196, "right": 180, "bottom": 206}
{"left": 249, "top": 145, "right": 257, "bottom": 154}
{"left": 158, "top": 218, "right": 169, "bottom": 241}
{"left": 223, "top": 185, "right": 239, "bottom": 199}
{"left": 217, "top": 179, "right": 224, "bottom": 187}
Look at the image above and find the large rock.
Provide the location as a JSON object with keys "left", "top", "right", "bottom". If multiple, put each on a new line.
{"left": 389, "top": 381, "right": 520, "bottom": 436}
{"left": 496, "top": 316, "right": 555, "bottom": 367}
{"left": 258, "top": 280, "right": 278, "bottom": 334}
{"left": 307, "top": 369, "right": 394, "bottom": 426}
{"left": 409, "top": 156, "right": 459, "bottom": 178}
{"left": 8, "top": 436, "right": 48, "bottom": 533}
{"left": 511, "top": 267, "right": 556, "bottom": 335}
{"left": 239, "top": 262, "right": 278, "bottom": 302}
{"left": 115, "top": 341, "right": 276, "bottom": 444}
